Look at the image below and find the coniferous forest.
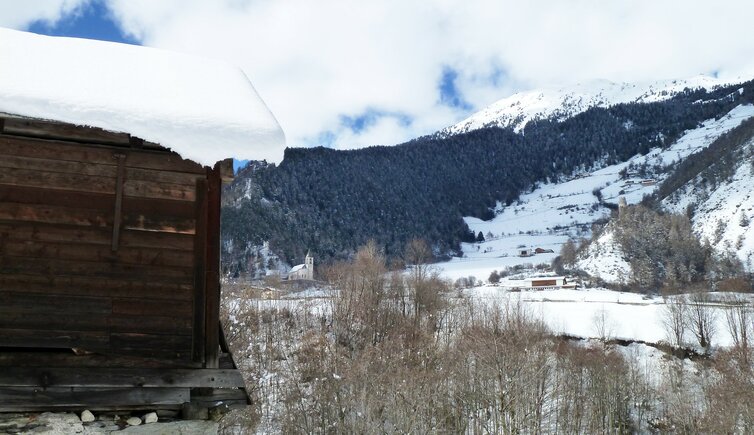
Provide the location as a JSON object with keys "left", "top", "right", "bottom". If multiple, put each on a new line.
{"left": 222, "top": 80, "right": 754, "bottom": 272}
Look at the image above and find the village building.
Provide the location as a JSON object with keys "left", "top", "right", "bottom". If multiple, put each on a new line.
{"left": 0, "top": 28, "right": 285, "bottom": 415}
{"left": 524, "top": 276, "right": 576, "bottom": 289}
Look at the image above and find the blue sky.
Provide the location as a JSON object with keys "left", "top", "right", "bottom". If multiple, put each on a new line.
{"left": 28, "top": 1, "right": 135, "bottom": 45}
{"left": 6, "top": 0, "right": 754, "bottom": 154}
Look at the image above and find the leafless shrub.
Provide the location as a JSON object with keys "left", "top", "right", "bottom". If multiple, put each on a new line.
{"left": 699, "top": 348, "right": 754, "bottom": 433}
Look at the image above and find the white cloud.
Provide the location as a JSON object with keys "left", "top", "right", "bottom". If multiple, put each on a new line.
{"left": 0, "top": 0, "right": 89, "bottom": 29}
{"left": 8, "top": 0, "right": 754, "bottom": 149}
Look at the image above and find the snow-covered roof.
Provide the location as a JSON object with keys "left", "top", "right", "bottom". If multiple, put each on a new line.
{"left": 289, "top": 264, "right": 307, "bottom": 273}
{"left": 525, "top": 276, "right": 565, "bottom": 281}
{"left": 0, "top": 27, "right": 285, "bottom": 166}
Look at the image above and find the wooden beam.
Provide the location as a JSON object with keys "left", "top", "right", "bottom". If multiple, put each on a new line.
{"left": 111, "top": 153, "right": 127, "bottom": 251}
{"left": 0, "top": 291, "right": 112, "bottom": 315}
{"left": 0, "top": 368, "right": 245, "bottom": 388}
{"left": 0, "top": 239, "right": 194, "bottom": 268}
{"left": 0, "top": 134, "right": 205, "bottom": 174}
{"left": 0, "top": 154, "right": 203, "bottom": 186}
{"left": 192, "top": 178, "right": 208, "bottom": 364}
{"left": 129, "top": 136, "right": 144, "bottom": 148}
{"left": 0, "top": 185, "right": 196, "bottom": 220}
{"left": 218, "top": 158, "right": 234, "bottom": 184}
{"left": 0, "top": 274, "right": 193, "bottom": 302}
{"left": 0, "top": 387, "right": 189, "bottom": 411}
{"left": 204, "top": 166, "right": 222, "bottom": 368}
{"left": 0, "top": 328, "right": 109, "bottom": 349}
{"left": 0, "top": 312, "right": 192, "bottom": 336}
{"left": 0, "top": 351, "right": 202, "bottom": 369}
{"left": 2, "top": 117, "right": 132, "bottom": 146}
{"left": 0, "top": 166, "right": 197, "bottom": 202}
{"left": 0, "top": 256, "right": 195, "bottom": 284}
{"left": 191, "top": 387, "right": 250, "bottom": 408}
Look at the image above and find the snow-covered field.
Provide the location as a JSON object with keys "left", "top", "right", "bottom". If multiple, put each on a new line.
{"left": 436, "top": 234, "right": 567, "bottom": 281}
{"left": 468, "top": 286, "right": 750, "bottom": 349}
{"left": 240, "top": 285, "right": 751, "bottom": 351}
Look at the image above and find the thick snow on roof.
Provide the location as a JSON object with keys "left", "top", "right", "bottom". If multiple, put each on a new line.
{"left": 289, "top": 264, "right": 307, "bottom": 273}
{"left": 0, "top": 27, "right": 285, "bottom": 166}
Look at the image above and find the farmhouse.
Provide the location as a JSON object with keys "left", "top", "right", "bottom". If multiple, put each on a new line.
{"left": 525, "top": 276, "right": 575, "bottom": 289}
{"left": 0, "top": 28, "right": 285, "bottom": 414}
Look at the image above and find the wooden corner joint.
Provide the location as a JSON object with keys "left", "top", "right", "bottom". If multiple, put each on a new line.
{"left": 216, "top": 159, "right": 234, "bottom": 184}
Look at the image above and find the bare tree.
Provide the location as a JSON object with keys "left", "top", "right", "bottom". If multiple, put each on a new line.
{"left": 662, "top": 295, "right": 688, "bottom": 348}
{"left": 592, "top": 306, "right": 614, "bottom": 342}
{"left": 559, "top": 239, "right": 577, "bottom": 266}
{"left": 722, "top": 294, "right": 752, "bottom": 360}
{"left": 687, "top": 291, "right": 717, "bottom": 351}
{"left": 405, "top": 238, "right": 432, "bottom": 281}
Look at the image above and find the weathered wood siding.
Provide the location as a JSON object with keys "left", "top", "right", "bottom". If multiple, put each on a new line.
{"left": 0, "top": 124, "right": 214, "bottom": 363}
{"left": 530, "top": 279, "right": 558, "bottom": 287}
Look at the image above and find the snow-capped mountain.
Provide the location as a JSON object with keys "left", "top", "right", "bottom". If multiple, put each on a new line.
{"left": 439, "top": 75, "right": 736, "bottom": 137}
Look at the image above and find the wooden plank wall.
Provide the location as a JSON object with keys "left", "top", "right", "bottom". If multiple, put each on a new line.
{"left": 0, "top": 131, "right": 210, "bottom": 362}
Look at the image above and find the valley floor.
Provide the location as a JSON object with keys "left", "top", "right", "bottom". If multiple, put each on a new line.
{"left": 466, "top": 285, "right": 750, "bottom": 349}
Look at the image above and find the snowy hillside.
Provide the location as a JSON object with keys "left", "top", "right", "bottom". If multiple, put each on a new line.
{"left": 440, "top": 75, "right": 735, "bottom": 137}
{"left": 663, "top": 133, "right": 754, "bottom": 267}
{"left": 437, "top": 104, "right": 754, "bottom": 282}
{"left": 574, "top": 228, "right": 631, "bottom": 284}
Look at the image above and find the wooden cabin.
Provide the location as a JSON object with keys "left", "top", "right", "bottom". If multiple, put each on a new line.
{"left": 0, "top": 28, "right": 285, "bottom": 415}
{"left": 0, "top": 116, "right": 247, "bottom": 413}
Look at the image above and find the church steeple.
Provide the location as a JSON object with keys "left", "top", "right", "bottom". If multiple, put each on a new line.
{"left": 305, "top": 250, "right": 314, "bottom": 280}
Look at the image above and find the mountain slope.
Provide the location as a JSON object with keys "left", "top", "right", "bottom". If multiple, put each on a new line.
{"left": 439, "top": 76, "right": 734, "bottom": 137}
{"left": 661, "top": 117, "right": 754, "bottom": 267}
{"left": 222, "top": 78, "right": 754, "bottom": 276}
{"left": 439, "top": 104, "right": 754, "bottom": 282}
{"left": 566, "top": 110, "right": 754, "bottom": 288}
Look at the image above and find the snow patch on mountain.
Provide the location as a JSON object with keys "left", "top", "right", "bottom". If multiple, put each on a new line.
{"left": 440, "top": 76, "right": 736, "bottom": 137}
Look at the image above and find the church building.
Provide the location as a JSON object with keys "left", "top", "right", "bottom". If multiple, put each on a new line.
{"left": 288, "top": 251, "right": 314, "bottom": 280}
